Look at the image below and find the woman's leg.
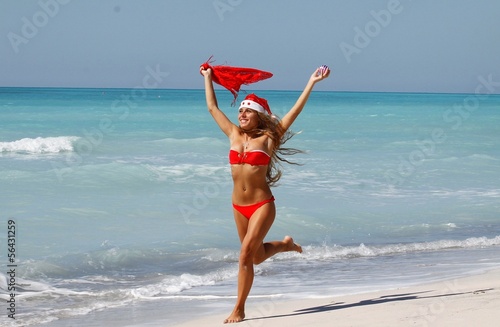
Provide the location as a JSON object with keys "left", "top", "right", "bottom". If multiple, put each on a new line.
{"left": 224, "top": 203, "right": 276, "bottom": 324}
{"left": 225, "top": 203, "right": 302, "bottom": 323}
{"left": 253, "top": 235, "right": 302, "bottom": 265}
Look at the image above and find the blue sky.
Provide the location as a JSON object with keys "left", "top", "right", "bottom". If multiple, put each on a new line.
{"left": 1, "top": 0, "right": 499, "bottom": 93}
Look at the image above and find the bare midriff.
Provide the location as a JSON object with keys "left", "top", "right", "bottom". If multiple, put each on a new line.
{"left": 230, "top": 164, "right": 272, "bottom": 206}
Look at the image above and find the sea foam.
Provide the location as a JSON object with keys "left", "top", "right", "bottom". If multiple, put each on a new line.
{"left": 0, "top": 136, "right": 79, "bottom": 154}
{"left": 297, "top": 235, "right": 500, "bottom": 261}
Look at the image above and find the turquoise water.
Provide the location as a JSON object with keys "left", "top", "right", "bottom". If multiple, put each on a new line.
{"left": 0, "top": 88, "right": 499, "bottom": 326}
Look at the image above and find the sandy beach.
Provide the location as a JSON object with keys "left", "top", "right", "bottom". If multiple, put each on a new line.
{"left": 173, "top": 268, "right": 500, "bottom": 327}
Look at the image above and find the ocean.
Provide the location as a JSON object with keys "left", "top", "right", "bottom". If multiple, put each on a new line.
{"left": 1, "top": 87, "right": 499, "bottom": 326}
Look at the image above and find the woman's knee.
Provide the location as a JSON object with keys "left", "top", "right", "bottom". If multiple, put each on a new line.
{"left": 252, "top": 255, "right": 265, "bottom": 265}
{"left": 239, "top": 244, "right": 256, "bottom": 266}
{"left": 241, "top": 244, "right": 265, "bottom": 265}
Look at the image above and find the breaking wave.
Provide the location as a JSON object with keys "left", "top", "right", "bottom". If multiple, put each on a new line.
{"left": 0, "top": 136, "right": 79, "bottom": 154}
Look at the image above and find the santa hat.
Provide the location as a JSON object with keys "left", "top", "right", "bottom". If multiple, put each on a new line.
{"left": 239, "top": 94, "right": 272, "bottom": 115}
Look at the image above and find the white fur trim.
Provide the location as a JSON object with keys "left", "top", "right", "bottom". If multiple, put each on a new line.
{"left": 239, "top": 100, "right": 267, "bottom": 115}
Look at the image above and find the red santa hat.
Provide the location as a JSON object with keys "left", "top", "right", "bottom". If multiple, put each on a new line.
{"left": 239, "top": 94, "right": 272, "bottom": 115}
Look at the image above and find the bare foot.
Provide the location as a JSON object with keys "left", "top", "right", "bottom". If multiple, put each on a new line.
{"left": 284, "top": 235, "right": 302, "bottom": 253}
{"left": 224, "top": 308, "right": 245, "bottom": 324}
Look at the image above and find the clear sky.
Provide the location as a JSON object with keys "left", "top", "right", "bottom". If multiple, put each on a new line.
{"left": 1, "top": 0, "right": 499, "bottom": 93}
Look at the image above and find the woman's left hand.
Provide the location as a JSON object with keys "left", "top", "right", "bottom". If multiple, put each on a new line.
{"left": 310, "top": 65, "right": 331, "bottom": 83}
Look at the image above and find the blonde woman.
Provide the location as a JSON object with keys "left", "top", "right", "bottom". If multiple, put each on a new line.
{"left": 200, "top": 65, "right": 330, "bottom": 323}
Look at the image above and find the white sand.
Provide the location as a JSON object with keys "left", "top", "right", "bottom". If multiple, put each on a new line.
{"left": 173, "top": 268, "right": 500, "bottom": 327}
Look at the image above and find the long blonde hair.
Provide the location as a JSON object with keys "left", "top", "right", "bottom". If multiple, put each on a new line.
{"left": 248, "top": 112, "right": 303, "bottom": 187}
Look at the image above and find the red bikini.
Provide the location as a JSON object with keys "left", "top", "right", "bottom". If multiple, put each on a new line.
{"left": 233, "top": 196, "right": 275, "bottom": 220}
{"left": 229, "top": 149, "right": 274, "bottom": 219}
{"left": 229, "top": 149, "right": 271, "bottom": 166}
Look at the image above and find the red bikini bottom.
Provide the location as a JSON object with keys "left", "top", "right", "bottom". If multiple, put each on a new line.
{"left": 233, "top": 196, "right": 275, "bottom": 220}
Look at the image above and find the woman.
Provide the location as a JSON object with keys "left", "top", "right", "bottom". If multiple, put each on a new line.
{"left": 200, "top": 65, "right": 330, "bottom": 323}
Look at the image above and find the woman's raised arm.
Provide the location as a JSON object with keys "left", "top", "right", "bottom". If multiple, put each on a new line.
{"left": 279, "top": 66, "right": 330, "bottom": 134}
{"left": 201, "top": 67, "right": 238, "bottom": 137}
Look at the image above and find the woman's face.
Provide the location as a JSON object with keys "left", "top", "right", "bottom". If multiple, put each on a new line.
{"left": 238, "top": 108, "right": 259, "bottom": 130}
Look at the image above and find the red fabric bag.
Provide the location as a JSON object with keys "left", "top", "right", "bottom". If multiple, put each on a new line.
{"left": 200, "top": 56, "right": 273, "bottom": 104}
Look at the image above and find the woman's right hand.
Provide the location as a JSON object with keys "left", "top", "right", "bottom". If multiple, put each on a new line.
{"left": 200, "top": 66, "right": 212, "bottom": 78}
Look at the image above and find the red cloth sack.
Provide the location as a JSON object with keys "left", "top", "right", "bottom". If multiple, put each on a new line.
{"left": 200, "top": 56, "right": 273, "bottom": 104}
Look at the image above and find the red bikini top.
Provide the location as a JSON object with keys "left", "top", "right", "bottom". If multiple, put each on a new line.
{"left": 229, "top": 149, "right": 271, "bottom": 166}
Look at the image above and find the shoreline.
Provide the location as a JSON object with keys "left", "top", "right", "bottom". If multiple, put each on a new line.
{"left": 173, "top": 268, "right": 500, "bottom": 327}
